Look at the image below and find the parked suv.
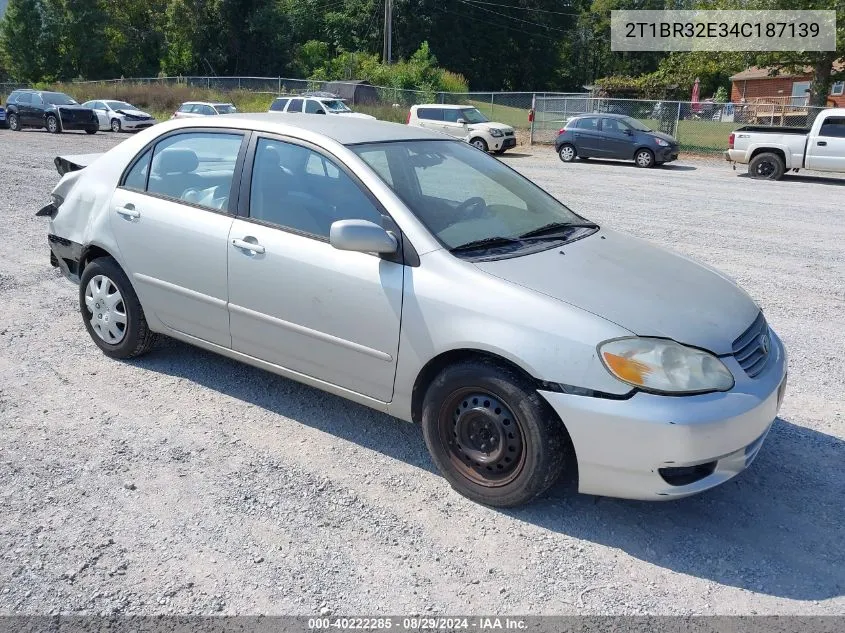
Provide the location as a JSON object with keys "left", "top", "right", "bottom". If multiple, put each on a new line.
{"left": 268, "top": 95, "right": 375, "bottom": 119}
{"left": 408, "top": 104, "right": 516, "bottom": 154}
{"left": 5, "top": 89, "right": 98, "bottom": 134}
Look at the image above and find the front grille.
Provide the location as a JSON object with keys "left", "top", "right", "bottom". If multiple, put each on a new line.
{"left": 732, "top": 312, "right": 771, "bottom": 378}
{"left": 504, "top": 131, "right": 515, "bottom": 137}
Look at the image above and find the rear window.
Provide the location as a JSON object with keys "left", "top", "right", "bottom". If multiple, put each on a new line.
{"left": 819, "top": 116, "right": 845, "bottom": 138}
{"left": 15, "top": 92, "right": 32, "bottom": 104}
{"left": 576, "top": 117, "right": 598, "bottom": 130}
{"left": 270, "top": 98, "right": 289, "bottom": 112}
{"left": 416, "top": 108, "right": 443, "bottom": 121}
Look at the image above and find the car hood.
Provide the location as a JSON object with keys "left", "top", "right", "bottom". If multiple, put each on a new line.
{"left": 116, "top": 108, "right": 151, "bottom": 117}
{"left": 468, "top": 121, "right": 513, "bottom": 134}
{"left": 472, "top": 228, "right": 759, "bottom": 355}
{"left": 332, "top": 111, "right": 376, "bottom": 119}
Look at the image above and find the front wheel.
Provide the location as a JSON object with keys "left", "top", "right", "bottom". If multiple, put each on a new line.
{"left": 470, "top": 137, "right": 488, "bottom": 152}
{"left": 110, "top": 118, "right": 121, "bottom": 133}
{"left": 79, "top": 257, "right": 158, "bottom": 359}
{"left": 748, "top": 152, "right": 785, "bottom": 180}
{"left": 7, "top": 113, "right": 20, "bottom": 131}
{"left": 558, "top": 143, "right": 576, "bottom": 162}
{"left": 46, "top": 114, "right": 61, "bottom": 134}
{"left": 421, "top": 360, "right": 572, "bottom": 507}
{"left": 634, "top": 148, "right": 655, "bottom": 168}
{"left": 493, "top": 148, "right": 506, "bottom": 155}
{"left": 85, "top": 127, "right": 98, "bottom": 135}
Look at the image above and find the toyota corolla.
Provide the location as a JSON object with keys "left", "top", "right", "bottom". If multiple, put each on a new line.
{"left": 38, "top": 113, "right": 787, "bottom": 507}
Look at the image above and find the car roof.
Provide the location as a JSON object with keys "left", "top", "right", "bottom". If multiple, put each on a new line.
{"left": 170, "top": 112, "right": 446, "bottom": 145}
{"left": 414, "top": 104, "right": 473, "bottom": 110}
{"left": 182, "top": 101, "right": 233, "bottom": 106}
{"left": 574, "top": 113, "right": 628, "bottom": 118}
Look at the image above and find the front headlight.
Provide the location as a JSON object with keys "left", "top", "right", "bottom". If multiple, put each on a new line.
{"left": 489, "top": 128, "right": 504, "bottom": 137}
{"left": 599, "top": 338, "right": 734, "bottom": 395}
{"left": 654, "top": 137, "right": 670, "bottom": 147}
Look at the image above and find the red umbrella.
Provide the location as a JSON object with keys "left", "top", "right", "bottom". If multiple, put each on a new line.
{"left": 692, "top": 78, "right": 701, "bottom": 113}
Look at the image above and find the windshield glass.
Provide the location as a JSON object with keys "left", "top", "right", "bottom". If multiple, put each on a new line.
{"left": 43, "top": 93, "right": 77, "bottom": 105}
{"left": 622, "top": 116, "right": 651, "bottom": 131}
{"left": 105, "top": 101, "right": 135, "bottom": 110}
{"left": 322, "top": 99, "right": 351, "bottom": 112}
{"left": 459, "top": 108, "right": 488, "bottom": 124}
{"left": 352, "top": 140, "right": 588, "bottom": 252}
{"left": 214, "top": 104, "right": 237, "bottom": 114}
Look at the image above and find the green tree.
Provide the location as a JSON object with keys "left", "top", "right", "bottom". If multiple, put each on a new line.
{"left": 0, "top": 0, "right": 44, "bottom": 81}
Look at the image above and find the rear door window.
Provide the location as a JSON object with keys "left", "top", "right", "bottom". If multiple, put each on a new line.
{"left": 576, "top": 117, "right": 598, "bottom": 130}
{"left": 416, "top": 108, "right": 443, "bottom": 121}
{"left": 304, "top": 100, "right": 324, "bottom": 114}
{"left": 270, "top": 98, "right": 289, "bottom": 112}
{"left": 17, "top": 93, "right": 32, "bottom": 104}
{"left": 287, "top": 99, "right": 304, "bottom": 112}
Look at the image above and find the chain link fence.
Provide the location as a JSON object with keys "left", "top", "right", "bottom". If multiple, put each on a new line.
{"left": 530, "top": 95, "right": 830, "bottom": 153}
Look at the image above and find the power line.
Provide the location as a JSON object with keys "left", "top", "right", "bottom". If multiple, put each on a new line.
{"left": 433, "top": 4, "right": 561, "bottom": 41}
{"left": 460, "top": 0, "right": 581, "bottom": 17}
{"left": 456, "top": 0, "right": 571, "bottom": 33}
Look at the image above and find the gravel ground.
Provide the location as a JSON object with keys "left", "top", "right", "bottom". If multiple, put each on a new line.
{"left": 0, "top": 129, "right": 843, "bottom": 617}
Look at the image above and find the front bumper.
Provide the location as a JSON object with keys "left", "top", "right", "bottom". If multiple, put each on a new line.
{"left": 122, "top": 118, "right": 156, "bottom": 130}
{"left": 540, "top": 331, "right": 787, "bottom": 500}
{"left": 493, "top": 136, "right": 516, "bottom": 151}
{"left": 658, "top": 146, "right": 679, "bottom": 162}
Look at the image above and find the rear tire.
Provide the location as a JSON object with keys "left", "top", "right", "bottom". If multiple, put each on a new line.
{"left": 8, "top": 113, "right": 20, "bottom": 131}
{"left": 46, "top": 114, "right": 61, "bottom": 134}
{"left": 558, "top": 143, "right": 576, "bottom": 162}
{"left": 421, "top": 359, "right": 572, "bottom": 507}
{"left": 79, "top": 257, "right": 158, "bottom": 359}
{"left": 748, "top": 152, "right": 785, "bottom": 180}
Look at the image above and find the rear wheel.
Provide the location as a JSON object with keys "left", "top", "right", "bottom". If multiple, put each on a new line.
{"left": 7, "top": 113, "right": 20, "bottom": 131}
{"left": 79, "top": 257, "right": 158, "bottom": 359}
{"left": 558, "top": 143, "right": 576, "bottom": 162}
{"left": 748, "top": 152, "right": 785, "bottom": 180}
{"left": 421, "top": 359, "right": 572, "bottom": 507}
{"left": 46, "top": 114, "right": 61, "bottom": 134}
{"left": 470, "top": 137, "right": 488, "bottom": 152}
{"left": 634, "top": 148, "right": 655, "bottom": 168}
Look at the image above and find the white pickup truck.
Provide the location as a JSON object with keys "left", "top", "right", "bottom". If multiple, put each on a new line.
{"left": 725, "top": 108, "right": 845, "bottom": 180}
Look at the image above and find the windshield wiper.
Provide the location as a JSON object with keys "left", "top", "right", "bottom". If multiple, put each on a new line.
{"left": 450, "top": 236, "right": 523, "bottom": 253}
{"left": 518, "top": 221, "right": 599, "bottom": 240}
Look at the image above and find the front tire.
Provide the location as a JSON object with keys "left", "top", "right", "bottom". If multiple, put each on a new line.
{"left": 470, "top": 137, "right": 488, "bottom": 152}
{"left": 85, "top": 127, "right": 98, "bottom": 135}
{"left": 748, "top": 152, "right": 785, "bottom": 180}
{"left": 8, "top": 113, "right": 20, "bottom": 131}
{"left": 46, "top": 114, "right": 61, "bottom": 134}
{"left": 79, "top": 257, "right": 158, "bottom": 359}
{"left": 493, "top": 148, "right": 506, "bottom": 155}
{"left": 110, "top": 118, "right": 121, "bottom": 133}
{"left": 634, "top": 148, "right": 655, "bottom": 168}
{"left": 558, "top": 143, "right": 576, "bottom": 162}
{"left": 421, "top": 359, "right": 572, "bottom": 507}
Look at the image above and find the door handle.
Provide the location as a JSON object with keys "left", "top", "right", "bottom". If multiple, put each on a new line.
{"left": 115, "top": 204, "right": 140, "bottom": 219}
{"left": 817, "top": 141, "right": 827, "bottom": 146}
{"left": 232, "top": 238, "right": 265, "bottom": 254}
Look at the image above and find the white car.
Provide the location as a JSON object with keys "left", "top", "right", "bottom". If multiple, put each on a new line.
{"left": 171, "top": 102, "right": 237, "bottom": 119}
{"left": 268, "top": 95, "right": 375, "bottom": 120}
{"left": 82, "top": 100, "right": 156, "bottom": 133}
{"left": 408, "top": 104, "right": 516, "bottom": 154}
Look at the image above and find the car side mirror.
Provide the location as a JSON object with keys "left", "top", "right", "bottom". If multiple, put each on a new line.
{"left": 329, "top": 219, "right": 398, "bottom": 254}
{"left": 457, "top": 118, "right": 467, "bottom": 125}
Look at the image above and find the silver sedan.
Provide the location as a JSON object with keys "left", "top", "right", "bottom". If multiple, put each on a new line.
{"left": 37, "top": 114, "right": 787, "bottom": 507}
{"left": 81, "top": 100, "right": 156, "bottom": 132}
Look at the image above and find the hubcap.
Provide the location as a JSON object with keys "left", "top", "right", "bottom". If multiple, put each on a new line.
{"left": 472, "top": 140, "right": 485, "bottom": 150}
{"left": 112, "top": 120, "right": 120, "bottom": 132}
{"left": 84, "top": 275, "right": 127, "bottom": 344}
{"left": 439, "top": 390, "right": 525, "bottom": 487}
{"left": 637, "top": 151, "right": 652, "bottom": 166}
{"left": 9, "top": 115, "right": 17, "bottom": 130}
{"left": 560, "top": 146, "right": 575, "bottom": 161}
{"left": 756, "top": 161, "right": 774, "bottom": 176}
{"left": 48, "top": 118, "right": 57, "bottom": 132}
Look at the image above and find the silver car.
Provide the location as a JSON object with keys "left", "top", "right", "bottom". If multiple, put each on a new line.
{"left": 81, "top": 100, "right": 156, "bottom": 132}
{"left": 38, "top": 114, "right": 788, "bottom": 507}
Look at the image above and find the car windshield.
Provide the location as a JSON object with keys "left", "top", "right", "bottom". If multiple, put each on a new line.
{"left": 43, "top": 93, "right": 77, "bottom": 105}
{"left": 214, "top": 104, "right": 237, "bottom": 114}
{"left": 352, "top": 140, "right": 591, "bottom": 254}
{"left": 622, "top": 116, "right": 652, "bottom": 131}
{"left": 322, "top": 99, "right": 351, "bottom": 112}
{"left": 105, "top": 101, "right": 135, "bottom": 110}
{"left": 459, "top": 108, "right": 488, "bottom": 124}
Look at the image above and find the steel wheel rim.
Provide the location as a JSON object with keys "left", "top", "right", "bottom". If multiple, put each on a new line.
{"left": 84, "top": 275, "right": 127, "bottom": 344}
{"left": 636, "top": 151, "right": 652, "bottom": 167}
{"left": 560, "top": 146, "right": 575, "bottom": 161}
{"left": 755, "top": 161, "right": 774, "bottom": 177}
{"left": 472, "top": 139, "right": 486, "bottom": 151}
{"left": 47, "top": 117, "right": 57, "bottom": 132}
{"left": 111, "top": 120, "right": 120, "bottom": 132}
{"left": 438, "top": 389, "right": 526, "bottom": 488}
{"left": 9, "top": 114, "right": 18, "bottom": 130}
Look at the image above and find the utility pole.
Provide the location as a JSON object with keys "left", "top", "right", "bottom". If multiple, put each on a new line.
{"left": 382, "top": 0, "right": 393, "bottom": 63}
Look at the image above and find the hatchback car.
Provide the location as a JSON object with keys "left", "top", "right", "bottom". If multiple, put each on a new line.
{"left": 408, "top": 104, "right": 516, "bottom": 154}
{"left": 82, "top": 100, "right": 156, "bottom": 132}
{"left": 171, "top": 102, "right": 237, "bottom": 119}
{"left": 555, "top": 113, "right": 679, "bottom": 167}
{"left": 38, "top": 114, "right": 786, "bottom": 507}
